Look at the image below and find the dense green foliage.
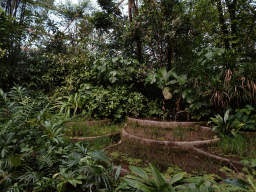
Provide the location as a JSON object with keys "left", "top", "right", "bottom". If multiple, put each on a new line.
{"left": 0, "top": 86, "right": 120, "bottom": 191}
{"left": 1, "top": 0, "right": 256, "bottom": 191}
{"left": 1, "top": 0, "right": 255, "bottom": 120}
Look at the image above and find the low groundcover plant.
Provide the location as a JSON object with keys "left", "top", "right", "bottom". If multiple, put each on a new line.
{"left": 0, "top": 86, "right": 120, "bottom": 192}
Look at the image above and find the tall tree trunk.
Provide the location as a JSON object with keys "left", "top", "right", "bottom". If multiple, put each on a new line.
{"left": 216, "top": 0, "right": 230, "bottom": 50}
{"left": 167, "top": 32, "right": 172, "bottom": 69}
{"left": 128, "top": 0, "right": 132, "bottom": 22}
{"left": 129, "top": 0, "right": 142, "bottom": 63}
{"left": 134, "top": 0, "right": 142, "bottom": 63}
{"left": 227, "top": 0, "right": 237, "bottom": 49}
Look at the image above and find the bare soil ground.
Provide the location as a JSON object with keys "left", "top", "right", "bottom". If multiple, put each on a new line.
{"left": 106, "top": 139, "right": 244, "bottom": 179}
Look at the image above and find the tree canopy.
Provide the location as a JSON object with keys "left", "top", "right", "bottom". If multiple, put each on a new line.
{"left": 0, "top": 0, "right": 255, "bottom": 119}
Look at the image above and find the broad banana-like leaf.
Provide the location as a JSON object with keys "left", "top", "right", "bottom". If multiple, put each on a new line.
{"left": 169, "top": 172, "right": 186, "bottom": 185}
{"left": 125, "top": 174, "right": 152, "bottom": 186}
{"left": 158, "top": 68, "right": 174, "bottom": 83}
{"left": 224, "top": 109, "right": 231, "bottom": 123}
{"left": 129, "top": 166, "right": 149, "bottom": 180}
{"left": 224, "top": 178, "right": 249, "bottom": 189}
{"left": 163, "top": 87, "right": 172, "bottom": 100}
{"left": 123, "top": 178, "right": 153, "bottom": 192}
{"left": 149, "top": 163, "right": 168, "bottom": 189}
{"left": 109, "top": 76, "right": 117, "bottom": 83}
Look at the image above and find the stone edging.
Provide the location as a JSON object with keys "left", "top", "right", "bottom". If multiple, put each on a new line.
{"left": 122, "top": 121, "right": 242, "bottom": 167}
{"left": 127, "top": 117, "right": 198, "bottom": 128}
{"left": 67, "top": 118, "right": 244, "bottom": 177}
{"left": 101, "top": 140, "right": 131, "bottom": 176}
{"left": 102, "top": 140, "right": 122, "bottom": 151}
{"left": 70, "top": 132, "right": 120, "bottom": 142}
{"left": 122, "top": 127, "right": 220, "bottom": 147}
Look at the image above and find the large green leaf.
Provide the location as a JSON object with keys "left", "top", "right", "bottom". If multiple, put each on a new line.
{"left": 149, "top": 163, "right": 168, "bottom": 189}
{"left": 230, "top": 120, "right": 244, "bottom": 129}
{"left": 123, "top": 178, "right": 153, "bottom": 192}
{"left": 224, "top": 178, "right": 249, "bottom": 189}
{"left": 146, "top": 73, "right": 157, "bottom": 84}
{"left": 158, "top": 68, "right": 175, "bottom": 84}
{"left": 109, "top": 76, "right": 117, "bottom": 83}
{"left": 158, "top": 68, "right": 168, "bottom": 82}
{"left": 90, "top": 151, "right": 111, "bottom": 161}
{"left": 68, "top": 178, "right": 82, "bottom": 187}
{"left": 125, "top": 174, "right": 152, "bottom": 186}
{"left": 162, "top": 87, "right": 172, "bottom": 100}
{"left": 224, "top": 109, "right": 231, "bottom": 124}
{"left": 129, "top": 166, "right": 149, "bottom": 180}
{"left": 169, "top": 172, "right": 186, "bottom": 185}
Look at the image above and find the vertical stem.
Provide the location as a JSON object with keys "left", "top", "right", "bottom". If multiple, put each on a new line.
{"left": 129, "top": 0, "right": 132, "bottom": 22}
{"left": 227, "top": 0, "right": 237, "bottom": 49}
{"left": 216, "top": 0, "right": 230, "bottom": 50}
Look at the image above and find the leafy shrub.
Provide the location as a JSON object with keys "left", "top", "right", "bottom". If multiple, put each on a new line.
{"left": 208, "top": 109, "right": 244, "bottom": 136}
{"left": 145, "top": 67, "right": 213, "bottom": 120}
{"left": 0, "top": 86, "right": 120, "bottom": 191}
{"left": 115, "top": 164, "right": 229, "bottom": 192}
{"left": 115, "top": 163, "right": 186, "bottom": 192}
{"left": 221, "top": 158, "right": 256, "bottom": 191}
{"left": 230, "top": 105, "right": 256, "bottom": 131}
{"left": 52, "top": 84, "right": 149, "bottom": 120}
{"left": 55, "top": 55, "right": 146, "bottom": 93}
{"left": 140, "top": 99, "right": 168, "bottom": 119}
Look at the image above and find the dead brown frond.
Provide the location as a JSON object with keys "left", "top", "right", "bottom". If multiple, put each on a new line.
{"left": 240, "top": 76, "right": 246, "bottom": 89}
{"left": 210, "top": 90, "right": 230, "bottom": 110}
{"left": 247, "top": 79, "right": 256, "bottom": 99}
{"left": 211, "top": 92, "right": 223, "bottom": 107}
{"left": 224, "top": 69, "right": 233, "bottom": 86}
{"left": 252, "top": 82, "right": 256, "bottom": 99}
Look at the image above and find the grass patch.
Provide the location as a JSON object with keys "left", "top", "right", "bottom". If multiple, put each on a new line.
{"left": 85, "top": 136, "right": 117, "bottom": 151}
{"left": 126, "top": 122, "right": 215, "bottom": 141}
{"left": 110, "top": 151, "right": 143, "bottom": 166}
{"left": 208, "top": 132, "right": 256, "bottom": 159}
{"left": 64, "top": 121, "right": 123, "bottom": 137}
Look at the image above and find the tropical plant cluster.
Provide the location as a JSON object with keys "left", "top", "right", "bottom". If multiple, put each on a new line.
{"left": 1, "top": 0, "right": 256, "bottom": 121}
{"left": 1, "top": 0, "right": 256, "bottom": 191}
{"left": 1, "top": 86, "right": 256, "bottom": 191}
{"left": 0, "top": 87, "right": 120, "bottom": 191}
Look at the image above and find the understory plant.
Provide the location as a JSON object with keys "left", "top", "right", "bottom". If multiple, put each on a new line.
{"left": 0, "top": 86, "right": 120, "bottom": 191}
{"left": 115, "top": 164, "right": 236, "bottom": 192}
{"left": 52, "top": 83, "right": 148, "bottom": 120}
{"left": 115, "top": 163, "right": 186, "bottom": 192}
{"left": 145, "top": 67, "right": 186, "bottom": 113}
{"left": 230, "top": 105, "right": 256, "bottom": 131}
{"left": 208, "top": 109, "right": 244, "bottom": 136}
{"left": 221, "top": 158, "right": 256, "bottom": 191}
{"left": 211, "top": 133, "right": 256, "bottom": 158}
